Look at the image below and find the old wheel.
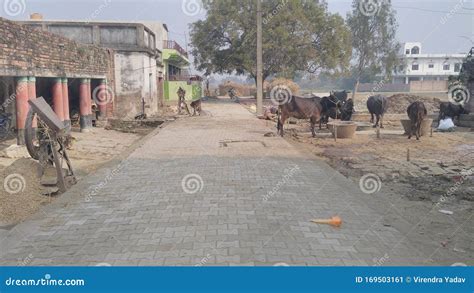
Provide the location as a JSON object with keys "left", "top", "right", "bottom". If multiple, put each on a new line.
{"left": 24, "top": 105, "right": 76, "bottom": 193}
{"left": 25, "top": 106, "right": 41, "bottom": 160}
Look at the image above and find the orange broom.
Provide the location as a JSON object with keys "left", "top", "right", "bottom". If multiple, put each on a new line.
{"left": 311, "top": 216, "right": 342, "bottom": 227}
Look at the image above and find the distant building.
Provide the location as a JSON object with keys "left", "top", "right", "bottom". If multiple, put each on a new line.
{"left": 17, "top": 16, "right": 203, "bottom": 120}
{"left": 141, "top": 22, "right": 203, "bottom": 103}
{"left": 17, "top": 17, "right": 161, "bottom": 119}
{"left": 393, "top": 42, "right": 465, "bottom": 84}
{"left": 0, "top": 17, "right": 112, "bottom": 143}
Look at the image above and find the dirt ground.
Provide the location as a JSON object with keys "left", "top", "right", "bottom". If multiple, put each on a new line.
{"left": 256, "top": 108, "right": 473, "bottom": 264}
{"left": 0, "top": 127, "right": 149, "bottom": 227}
{"left": 235, "top": 92, "right": 474, "bottom": 264}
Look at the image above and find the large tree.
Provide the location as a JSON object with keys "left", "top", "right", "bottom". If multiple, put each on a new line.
{"left": 347, "top": 0, "right": 400, "bottom": 99}
{"left": 190, "top": 0, "right": 351, "bottom": 88}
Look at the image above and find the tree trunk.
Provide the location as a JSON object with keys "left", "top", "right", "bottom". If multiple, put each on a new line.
{"left": 352, "top": 78, "right": 360, "bottom": 102}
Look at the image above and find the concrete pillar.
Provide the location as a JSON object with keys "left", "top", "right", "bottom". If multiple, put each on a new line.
{"left": 405, "top": 76, "right": 409, "bottom": 84}
{"left": 79, "top": 78, "right": 92, "bottom": 132}
{"left": 15, "top": 77, "right": 28, "bottom": 145}
{"left": 97, "top": 79, "right": 108, "bottom": 119}
{"left": 52, "top": 78, "right": 64, "bottom": 122}
{"left": 87, "top": 79, "right": 92, "bottom": 115}
{"left": 62, "top": 78, "right": 71, "bottom": 132}
{"left": 27, "top": 77, "right": 37, "bottom": 128}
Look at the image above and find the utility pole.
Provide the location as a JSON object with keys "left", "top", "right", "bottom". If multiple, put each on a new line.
{"left": 256, "top": 0, "right": 263, "bottom": 117}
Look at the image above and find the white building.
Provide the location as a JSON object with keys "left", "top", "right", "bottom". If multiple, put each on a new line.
{"left": 393, "top": 42, "right": 465, "bottom": 84}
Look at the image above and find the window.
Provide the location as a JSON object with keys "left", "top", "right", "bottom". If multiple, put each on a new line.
{"left": 428, "top": 64, "right": 434, "bottom": 68}
{"left": 411, "top": 46, "right": 420, "bottom": 54}
{"left": 411, "top": 62, "right": 419, "bottom": 71}
{"left": 443, "top": 63, "right": 450, "bottom": 70}
{"left": 399, "top": 65, "right": 404, "bottom": 71}
{"left": 454, "top": 63, "right": 461, "bottom": 72}
{"left": 405, "top": 49, "right": 410, "bottom": 54}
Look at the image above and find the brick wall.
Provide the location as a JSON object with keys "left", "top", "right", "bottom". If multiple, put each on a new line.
{"left": 358, "top": 83, "right": 410, "bottom": 92}
{"left": 409, "top": 80, "right": 448, "bottom": 92}
{"left": 0, "top": 17, "right": 111, "bottom": 78}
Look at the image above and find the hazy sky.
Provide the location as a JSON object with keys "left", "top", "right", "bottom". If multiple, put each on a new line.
{"left": 2, "top": 0, "right": 473, "bottom": 55}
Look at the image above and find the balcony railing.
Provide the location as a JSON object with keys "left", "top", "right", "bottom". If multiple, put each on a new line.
{"left": 167, "top": 74, "right": 202, "bottom": 82}
{"left": 163, "top": 40, "right": 188, "bottom": 58}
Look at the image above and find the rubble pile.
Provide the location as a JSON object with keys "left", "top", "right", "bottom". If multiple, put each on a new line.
{"left": 386, "top": 94, "right": 441, "bottom": 114}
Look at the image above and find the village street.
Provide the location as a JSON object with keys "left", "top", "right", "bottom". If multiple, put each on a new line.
{"left": 0, "top": 99, "right": 438, "bottom": 266}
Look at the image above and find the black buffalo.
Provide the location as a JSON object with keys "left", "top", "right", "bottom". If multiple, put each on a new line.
{"left": 367, "top": 95, "right": 388, "bottom": 128}
{"left": 330, "top": 90, "right": 349, "bottom": 103}
{"left": 317, "top": 95, "right": 341, "bottom": 129}
{"left": 340, "top": 98, "right": 354, "bottom": 121}
{"left": 407, "top": 101, "right": 427, "bottom": 140}
{"left": 277, "top": 96, "right": 322, "bottom": 138}
{"left": 438, "top": 102, "right": 469, "bottom": 125}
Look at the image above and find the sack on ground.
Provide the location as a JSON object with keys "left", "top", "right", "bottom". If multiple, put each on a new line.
{"left": 437, "top": 118, "right": 455, "bottom": 131}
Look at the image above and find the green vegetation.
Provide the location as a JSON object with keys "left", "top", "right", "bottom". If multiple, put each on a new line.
{"left": 190, "top": 0, "right": 351, "bottom": 85}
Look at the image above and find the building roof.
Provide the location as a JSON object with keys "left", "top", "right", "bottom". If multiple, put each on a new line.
{"left": 403, "top": 54, "right": 466, "bottom": 59}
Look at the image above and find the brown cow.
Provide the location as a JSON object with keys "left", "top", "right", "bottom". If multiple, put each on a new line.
{"left": 407, "top": 101, "right": 427, "bottom": 140}
{"left": 190, "top": 99, "right": 202, "bottom": 116}
{"left": 277, "top": 96, "right": 322, "bottom": 138}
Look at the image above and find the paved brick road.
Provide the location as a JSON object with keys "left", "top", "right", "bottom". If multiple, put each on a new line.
{"left": 0, "top": 99, "right": 428, "bottom": 266}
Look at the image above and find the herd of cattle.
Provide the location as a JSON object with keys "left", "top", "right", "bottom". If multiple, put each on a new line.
{"left": 276, "top": 91, "right": 470, "bottom": 140}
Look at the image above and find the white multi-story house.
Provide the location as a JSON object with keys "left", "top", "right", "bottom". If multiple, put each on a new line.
{"left": 392, "top": 42, "right": 465, "bottom": 84}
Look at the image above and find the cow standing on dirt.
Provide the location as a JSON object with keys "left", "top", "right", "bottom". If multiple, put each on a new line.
{"left": 407, "top": 101, "right": 428, "bottom": 140}
{"left": 190, "top": 99, "right": 202, "bottom": 116}
{"left": 317, "top": 95, "right": 340, "bottom": 129}
{"left": 438, "top": 102, "right": 469, "bottom": 126}
{"left": 367, "top": 95, "right": 388, "bottom": 128}
{"left": 277, "top": 96, "right": 322, "bottom": 138}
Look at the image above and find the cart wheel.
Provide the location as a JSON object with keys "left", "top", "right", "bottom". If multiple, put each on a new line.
{"left": 25, "top": 106, "right": 40, "bottom": 160}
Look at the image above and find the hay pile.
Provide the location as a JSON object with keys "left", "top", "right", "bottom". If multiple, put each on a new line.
{"left": 387, "top": 94, "right": 441, "bottom": 114}
{"left": 266, "top": 78, "right": 300, "bottom": 96}
{"left": 218, "top": 81, "right": 257, "bottom": 97}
